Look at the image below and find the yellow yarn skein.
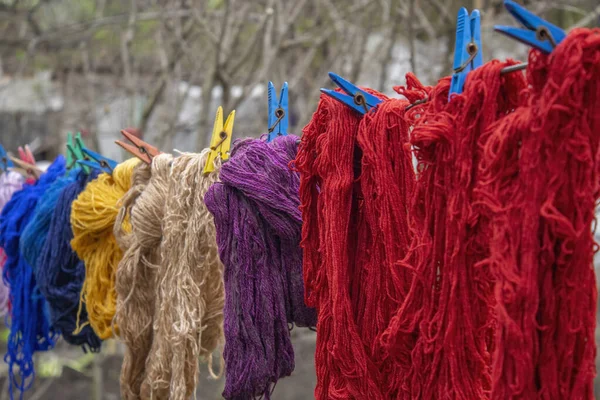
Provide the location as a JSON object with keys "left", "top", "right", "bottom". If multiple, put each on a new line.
{"left": 70, "top": 158, "right": 140, "bottom": 339}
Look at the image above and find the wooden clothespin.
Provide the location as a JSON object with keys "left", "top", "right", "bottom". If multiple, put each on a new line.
{"left": 115, "top": 128, "right": 161, "bottom": 164}
{"left": 9, "top": 155, "right": 42, "bottom": 180}
{"left": 204, "top": 106, "right": 235, "bottom": 174}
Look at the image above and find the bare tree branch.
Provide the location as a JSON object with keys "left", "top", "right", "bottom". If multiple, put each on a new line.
{"left": 570, "top": 3, "right": 600, "bottom": 29}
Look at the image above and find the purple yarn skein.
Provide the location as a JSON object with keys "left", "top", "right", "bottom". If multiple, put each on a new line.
{"left": 205, "top": 135, "right": 316, "bottom": 400}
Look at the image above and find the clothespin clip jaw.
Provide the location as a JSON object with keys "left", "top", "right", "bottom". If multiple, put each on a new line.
{"left": 449, "top": 8, "right": 484, "bottom": 99}
{"left": 18, "top": 145, "right": 35, "bottom": 164}
{"left": 66, "top": 132, "right": 91, "bottom": 173}
{"left": 9, "top": 155, "right": 42, "bottom": 180}
{"left": 73, "top": 132, "right": 90, "bottom": 174}
{"left": 320, "top": 72, "right": 382, "bottom": 115}
{"left": 0, "top": 144, "right": 13, "bottom": 172}
{"left": 115, "top": 128, "right": 161, "bottom": 164}
{"left": 495, "top": 0, "right": 566, "bottom": 55}
{"left": 73, "top": 132, "right": 91, "bottom": 174}
{"left": 204, "top": 106, "right": 235, "bottom": 174}
{"left": 66, "top": 132, "right": 75, "bottom": 169}
{"left": 77, "top": 148, "right": 117, "bottom": 175}
{"left": 267, "top": 81, "right": 289, "bottom": 142}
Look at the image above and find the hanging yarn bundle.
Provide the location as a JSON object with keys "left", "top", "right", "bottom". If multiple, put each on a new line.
{"left": 36, "top": 169, "right": 102, "bottom": 351}
{"left": 114, "top": 154, "right": 172, "bottom": 400}
{"left": 141, "top": 151, "right": 224, "bottom": 400}
{"left": 477, "top": 29, "right": 600, "bottom": 399}
{"left": 0, "top": 156, "right": 65, "bottom": 397}
{"left": 205, "top": 135, "right": 317, "bottom": 399}
{"left": 70, "top": 158, "right": 139, "bottom": 339}
{"left": 354, "top": 79, "right": 428, "bottom": 397}
{"left": 379, "top": 60, "right": 526, "bottom": 399}
{"left": 0, "top": 171, "right": 24, "bottom": 317}
{"left": 20, "top": 169, "right": 78, "bottom": 273}
{"left": 295, "top": 89, "right": 391, "bottom": 399}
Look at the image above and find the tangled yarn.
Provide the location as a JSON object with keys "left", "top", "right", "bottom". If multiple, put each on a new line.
{"left": 114, "top": 154, "right": 172, "bottom": 400}
{"left": 381, "top": 60, "right": 526, "bottom": 399}
{"left": 70, "top": 158, "right": 139, "bottom": 339}
{"left": 0, "top": 171, "right": 24, "bottom": 317}
{"left": 355, "top": 86, "right": 422, "bottom": 397}
{"left": 0, "top": 156, "right": 65, "bottom": 399}
{"left": 36, "top": 169, "right": 102, "bottom": 351}
{"left": 20, "top": 169, "right": 78, "bottom": 272}
{"left": 205, "top": 135, "right": 316, "bottom": 399}
{"left": 477, "top": 29, "right": 600, "bottom": 399}
{"left": 295, "top": 89, "right": 391, "bottom": 399}
{"left": 141, "top": 151, "right": 224, "bottom": 400}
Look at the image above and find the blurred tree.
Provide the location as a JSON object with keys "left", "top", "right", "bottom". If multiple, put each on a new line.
{"left": 0, "top": 0, "right": 597, "bottom": 150}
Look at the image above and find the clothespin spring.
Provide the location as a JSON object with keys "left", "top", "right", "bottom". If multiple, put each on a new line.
{"left": 536, "top": 26, "right": 558, "bottom": 48}
{"left": 354, "top": 93, "right": 369, "bottom": 114}
{"left": 455, "top": 43, "right": 480, "bottom": 74}
{"left": 137, "top": 145, "right": 155, "bottom": 162}
{"left": 97, "top": 160, "right": 114, "bottom": 173}
{"left": 267, "top": 108, "right": 286, "bottom": 134}
{"left": 211, "top": 131, "right": 229, "bottom": 152}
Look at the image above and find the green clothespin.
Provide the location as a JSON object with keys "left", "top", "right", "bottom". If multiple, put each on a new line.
{"left": 66, "top": 132, "right": 76, "bottom": 170}
{"left": 74, "top": 132, "right": 91, "bottom": 174}
{"left": 65, "top": 132, "right": 90, "bottom": 174}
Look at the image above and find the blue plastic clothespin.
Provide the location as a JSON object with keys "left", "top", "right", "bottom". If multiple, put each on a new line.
{"left": 449, "top": 8, "right": 484, "bottom": 100}
{"left": 77, "top": 148, "right": 117, "bottom": 175}
{"left": 267, "top": 81, "right": 289, "bottom": 142}
{"left": 495, "top": 0, "right": 566, "bottom": 55}
{"left": 0, "top": 144, "right": 13, "bottom": 171}
{"left": 321, "top": 72, "right": 382, "bottom": 115}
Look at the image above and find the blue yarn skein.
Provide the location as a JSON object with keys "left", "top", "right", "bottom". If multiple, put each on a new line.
{"left": 20, "top": 168, "right": 78, "bottom": 272}
{"left": 0, "top": 156, "right": 65, "bottom": 399}
{"left": 37, "top": 169, "right": 102, "bottom": 351}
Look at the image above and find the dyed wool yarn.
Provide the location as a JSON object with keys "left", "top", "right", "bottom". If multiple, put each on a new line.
{"left": 478, "top": 29, "right": 600, "bottom": 399}
{"left": 114, "top": 154, "right": 172, "bottom": 400}
{"left": 70, "top": 158, "right": 139, "bottom": 339}
{"left": 0, "top": 171, "right": 24, "bottom": 316}
{"left": 36, "top": 169, "right": 102, "bottom": 351}
{"left": 382, "top": 60, "right": 526, "bottom": 399}
{"left": 295, "top": 89, "right": 390, "bottom": 399}
{"left": 354, "top": 86, "right": 423, "bottom": 397}
{"left": 0, "top": 156, "right": 65, "bottom": 398}
{"left": 20, "top": 169, "right": 78, "bottom": 273}
{"left": 205, "top": 135, "right": 317, "bottom": 399}
{"left": 141, "top": 151, "right": 224, "bottom": 400}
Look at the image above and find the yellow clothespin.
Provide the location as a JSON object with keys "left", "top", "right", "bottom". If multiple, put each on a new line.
{"left": 204, "top": 106, "right": 235, "bottom": 174}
